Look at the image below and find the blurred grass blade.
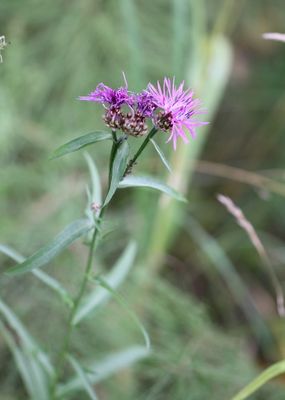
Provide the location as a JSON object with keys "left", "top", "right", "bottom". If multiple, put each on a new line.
{"left": 195, "top": 160, "right": 285, "bottom": 198}
{"left": 50, "top": 131, "right": 112, "bottom": 159}
{"left": 104, "top": 140, "right": 129, "bottom": 206}
{"left": 0, "top": 244, "right": 73, "bottom": 306}
{"left": 73, "top": 241, "right": 137, "bottom": 325}
{"left": 119, "top": 0, "right": 144, "bottom": 86}
{"left": 145, "top": 34, "right": 233, "bottom": 275}
{"left": 67, "top": 355, "right": 98, "bottom": 400}
{"left": 0, "top": 299, "right": 54, "bottom": 400}
{"left": 172, "top": 0, "right": 188, "bottom": 77}
{"left": 184, "top": 217, "right": 271, "bottom": 344}
{"left": 150, "top": 139, "right": 172, "bottom": 172}
{"left": 119, "top": 175, "right": 186, "bottom": 202}
{"left": 231, "top": 360, "right": 285, "bottom": 400}
{"left": 0, "top": 322, "right": 49, "bottom": 400}
{"left": 5, "top": 219, "right": 93, "bottom": 276}
{"left": 58, "top": 346, "right": 149, "bottom": 398}
{"left": 0, "top": 243, "right": 25, "bottom": 263}
{"left": 0, "top": 299, "right": 54, "bottom": 376}
{"left": 96, "top": 276, "right": 150, "bottom": 349}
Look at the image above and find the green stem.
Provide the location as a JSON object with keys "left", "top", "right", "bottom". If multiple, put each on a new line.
{"left": 50, "top": 134, "right": 118, "bottom": 399}
{"left": 50, "top": 223, "right": 101, "bottom": 398}
{"left": 50, "top": 127, "right": 155, "bottom": 398}
{"left": 126, "top": 127, "right": 157, "bottom": 174}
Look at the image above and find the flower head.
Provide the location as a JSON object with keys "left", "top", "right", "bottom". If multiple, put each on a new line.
{"left": 79, "top": 83, "right": 134, "bottom": 108}
{"left": 79, "top": 76, "right": 153, "bottom": 136}
{"left": 79, "top": 77, "right": 142, "bottom": 133}
{"left": 146, "top": 77, "right": 207, "bottom": 149}
{"left": 136, "top": 91, "right": 157, "bottom": 117}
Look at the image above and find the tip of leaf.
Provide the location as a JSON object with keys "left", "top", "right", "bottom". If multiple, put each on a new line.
{"left": 48, "top": 152, "right": 59, "bottom": 160}
{"left": 180, "top": 195, "right": 188, "bottom": 203}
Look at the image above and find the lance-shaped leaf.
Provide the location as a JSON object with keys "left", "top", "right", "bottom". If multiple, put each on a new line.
{"left": 0, "top": 299, "right": 54, "bottom": 400}
{"left": 5, "top": 219, "right": 93, "bottom": 276}
{"left": 150, "top": 138, "right": 171, "bottom": 172}
{"left": 84, "top": 153, "right": 102, "bottom": 227}
{"left": 0, "top": 244, "right": 73, "bottom": 306}
{"left": 85, "top": 153, "right": 102, "bottom": 209}
{"left": 119, "top": 175, "right": 187, "bottom": 202}
{"left": 104, "top": 140, "right": 129, "bottom": 206}
{"left": 67, "top": 355, "right": 98, "bottom": 400}
{"left": 73, "top": 241, "right": 137, "bottom": 325}
{"left": 57, "top": 346, "right": 149, "bottom": 398}
{"left": 50, "top": 131, "right": 112, "bottom": 159}
{"left": 0, "top": 322, "right": 49, "bottom": 400}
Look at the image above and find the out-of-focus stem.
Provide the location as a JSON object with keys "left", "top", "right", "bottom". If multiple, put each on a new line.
{"left": 144, "top": 34, "right": 233, "bottom": 279}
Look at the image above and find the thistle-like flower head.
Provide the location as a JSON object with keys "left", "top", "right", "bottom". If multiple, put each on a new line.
{"left": 136, "top": 91, "right": 157, "bottom": 117}
{"left": 146, "top": 77, "right": 207, "bottom": 149}
{"left": 79, "top": 83, "right": 134, "bottom": 108}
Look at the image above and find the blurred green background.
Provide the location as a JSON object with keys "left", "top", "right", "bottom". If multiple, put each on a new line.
{"left": 2, "top": 0, "right": 285, "bottom": 399}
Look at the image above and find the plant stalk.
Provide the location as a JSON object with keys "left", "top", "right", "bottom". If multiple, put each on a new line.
{"left": 50, "top": 133, "right": 119, "bottom": 399}
{"left": 126, "top": 127, "right": 157, "bottom": 174}
{"left": 50, "top": 127, "right": 154, "bottom": 398}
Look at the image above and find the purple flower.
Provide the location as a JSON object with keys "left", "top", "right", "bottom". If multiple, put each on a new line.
{"left": 79, "top": 83, "right": 135, "bottom": 108}
{"left": 146, "top": 77, "right": 207, "bottom": 150}
{"left": 136, "top": 91, "right": 157, "bottom": 117}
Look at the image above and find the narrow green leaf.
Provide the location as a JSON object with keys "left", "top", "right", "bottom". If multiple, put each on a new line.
{"left": 5, "top": 219, "right": 93, "bottom": 276}
{"left": 50, "top": 131, "right": 112, "bottom": 159}
{"left": 150, "top": 139, "right": 171, "bottom": 172}
{"left": 104, "top": 140, "right": 129, "bottom": 206}
{"left": 84, "top": 153, "right": 102, "bottom": 234}
{"left": 0, "top": 322, "right": 49, "bottom": 400}
{"left": 84, "top": 153, "right": 102, "bottom": 208}
{"left": 0, "top": 243, "right": 25, "bottom": 263}
{"left": 119, "top": 175, "right": 187, "bottom": 202}
{"left": 58, "top": 346, "right": 149, "bottom": 398}
{"left": 97, "top": 276, "right": 150, "bottom": 350}
{"left": 0, "top": 300, "right": 54, "bottom": 400}
{"left": 67, "top": 355, "right": 98, "bottom": 400}
{"left": 0, "top": 299, "right": 54, "bottom": 377}
{"left": 231, "top": 359, "right": 285, "bottom": 400}
{"left": 0, "top": 244, "right": 73, "bottom": 307}
{"left": 0, "top": 299, "right": 40, "bottom": 348}
{"left": 73, "top": 241, "right": 137, "bottom": 325}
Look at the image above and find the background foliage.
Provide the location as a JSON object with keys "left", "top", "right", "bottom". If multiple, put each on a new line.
{"left": 1, "top": 0, "right": 285, "bottom": 399}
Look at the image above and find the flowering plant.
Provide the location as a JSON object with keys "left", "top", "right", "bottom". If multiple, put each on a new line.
{"left": 80, "top": 76, "right": 205, "bottom": 150}
{"left": 2, "top": 76, "right": 205, "bottom": 399}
